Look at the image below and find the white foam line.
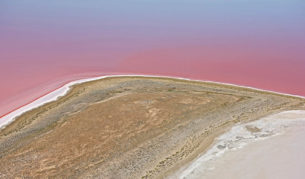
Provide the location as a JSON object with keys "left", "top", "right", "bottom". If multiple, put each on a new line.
{"left": 1, "top": 74, "right": 304, "bottom": 130}
{"left": 0, "top": 75, "right": 108, "bottom": 129}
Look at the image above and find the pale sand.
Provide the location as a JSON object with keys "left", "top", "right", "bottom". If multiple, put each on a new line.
{"left": 176, "top": 110, "right": 305, "bottom": 179}
{"left": 0, "top": 76, "right": 304, "bottom": 178}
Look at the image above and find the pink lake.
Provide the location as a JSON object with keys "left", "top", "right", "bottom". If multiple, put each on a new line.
{"left": 1, "top": 0, "right": 305, "bottom": 117}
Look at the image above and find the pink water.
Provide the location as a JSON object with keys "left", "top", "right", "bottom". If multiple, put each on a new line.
{"left": 1, "top": 0, "right": 305, "bottom": 116}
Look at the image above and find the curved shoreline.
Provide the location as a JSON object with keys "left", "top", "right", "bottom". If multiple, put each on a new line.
{"left": 0, "top": 74, "right": 304, "bottom": 178}
{"left": 1, "top": 74, "right": 305, "bottom": 130}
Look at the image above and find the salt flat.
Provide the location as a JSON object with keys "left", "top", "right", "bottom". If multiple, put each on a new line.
{"left": 175, "top": 110, "right": 305, "bottom": 179}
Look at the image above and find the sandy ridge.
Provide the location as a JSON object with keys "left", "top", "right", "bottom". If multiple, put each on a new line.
{"left": 0, "top": 75, "right": 304, "bottom": 178}
{"left": 1, "top": 74, "right": 304, "bottom": 130}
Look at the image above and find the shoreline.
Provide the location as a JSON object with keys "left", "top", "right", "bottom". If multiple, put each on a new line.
{"left": 1, "top": 74, "right": 305, "bottom": 130}
{"left": 0, "top": 71, "right": 113, "bottom": 118}
{"left": 174, "top": 110, "right": 305, "bottom": 179}
{"left": 0, "top": 75, "right": 304, "bottom": 178}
